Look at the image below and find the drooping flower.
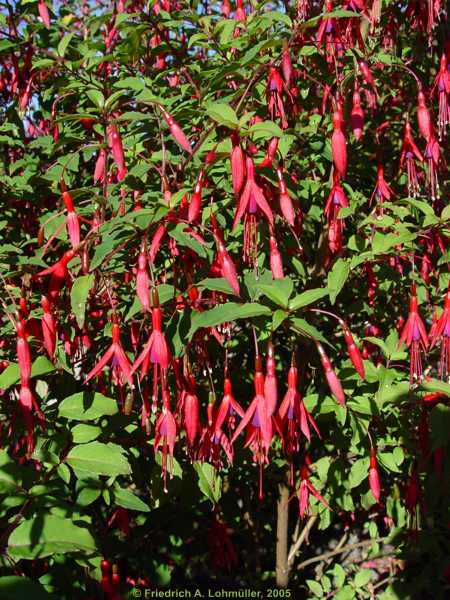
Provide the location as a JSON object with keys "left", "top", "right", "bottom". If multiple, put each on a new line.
{"left": 432, "top": 54, "right": 450, "bottom": 139}
{"left": 399, "top": 120, "right": 423, "bottom": 197}
{"left": 231, "top": 356, "right": 273, "bottom": 499}
{"left": 154, "top": 389, "right": 177, "bottom": 492}
{"left": 316, "top": 341, "right": 346, "bottom": 405}
{"left": 429, "top": 282, "right": 450, "bottom": 380}
{"left": 86, "top": 316, "right": 134, "bottom": 387}
{"left": 331, "top": 109, "right": 347, "bottom": 177}
{"left": 368, "top": 447, "right": 381, "bottom": 503}
{"left": 297, "top": 457, "right": 331, "bottom": 519}
{"left": 398, "top": 282, "right": 428, "bottom": 384}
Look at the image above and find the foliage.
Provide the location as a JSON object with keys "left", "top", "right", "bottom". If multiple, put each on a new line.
{"left": 0, "top": 0, "right": 450, "bottom": 598}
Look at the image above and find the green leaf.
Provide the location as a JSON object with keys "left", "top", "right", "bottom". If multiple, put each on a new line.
{"left": 248, "top": 120, "right": 283, "bottom": 141}
{"left": 66, "top": 442, "right": 131, "bottom": 477}
{"left": 70, "top": 274, "right": 94, "bottom": 329}
{"left": 205, "top": 102, "right": 238, "bottom": 129}
{"left": 327, "top": 259, "right": 350, "bottom": 304}
{"left": 58, "top": 392, "right": 118, "bottom": 421}
{"left": 114, "top": 486, "right": 151, "bottom": 512}
{"left": 306, "top": 580, "right": 323, "bottom": 597}
{"left": 193, "top": 463, "right": 221, "bottom": 504}
{"left": 57, "top": 32, "right": 75, "bottom": 58}
{"left": 348, "top": 458, "right": 370, "bottom": 489}
{"left": 188, "top": 303, "right": 271, "bottom": 339}
{"left": 378, "top": 452, "right": 402, "bottom": 473}
{"left": 257, "top": 278, "right": 293, "bottom": 308}
{"left": 289, "top": 288, "right": 328, "bottom": 311}
{"left": 71, "top": 424, "right": 101, "bottom": 444}
{"left": 197, "top": 277, "right": 235, "bottom": 295}
{"left": 76, "top": 486, "right": 102, "bottom": 506}
{"left": 85, "top": 88, "right": 105, "bottom": 109}
{"left": 0, "top": 576, "right": 55, "bottom": 600}
{"left": 290, "top": 317, "right": 331, "bottom": 346}
{"left": 8, "top": 515, "right": 96, "bottom": 559}
{"left": 354, "top": 569, "right": 374, "bottom": 587}
{"left": 0, "top": 356, "right": 55, "bottom": 391}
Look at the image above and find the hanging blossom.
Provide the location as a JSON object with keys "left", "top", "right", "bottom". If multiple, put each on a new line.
{"left": 399, "top": 120, "right": 423, "bottom": 197}
{"left": 429, "top": 282, "right": 450, "bottom": 380}
{"left": 398, "top": 282, "right": 429, "bottom": 384}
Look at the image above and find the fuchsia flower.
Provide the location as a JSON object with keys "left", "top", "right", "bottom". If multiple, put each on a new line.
{"left": 135, "top": 241, "right": 150, "bottom": 312}
{"left": 370, "top": 164, "right": 394, "bottom": 208}
{"left": 230, "top": 134, "right": 245, "bottom": 194}
{"left": 398, "top": 283, "right": 428, "bottom": 384}
{"left": 278, "top": 362, "right": 320, "bottom": 484}
{"left": 432, "top": 54, "right": 450, "bottom": 139}
{"left": 417, "top": 90, "right": 432, "bottom": 142}
{"left": 331, "top": 109, "right": 347, "bottom": 178}
{"left": 231, "top": 356, "right": 273, "bottom": 499}
{"left": 267, "top": 67, "right": 288, "bottom": 129}
{"left": 424, "top": 134, "right": 441, "bottom": 201}
{"left": 429, "top": 282, "right": 450, "bottom": 380}
{"left": 325, "top": 172, "right": 348, "bottom": 255}
{"left": 38, "top": 0, "right": 50, "bottom": 28}
{"left": 61, "top": 190, "right": 80, "bottom": 249}
{"left": 316, "top": 341, "right": 346, "bottom": 405}
{"left": 188, "top": 169, "right": 204, "bottom": 223}
{"left": 400, "top": 121, "right": 423, "bottom": 197}
{"left": 350, "top": 86, "right": 364, "bottom": 140}
{"left": 41, "top": 295, "right": 56, "bottom": 358}
{"left": 132, "top": 290, "right": 170, "bottom": 410}
{"left": 94, "top": 148, "right": 106, "bottom": 183}
{"left": 160, "top": 107, "right": 192, "bottom": 153}
{"left": 213, "top": 376, "right": 244, "bottom": 435}
{"left": 269, "top": 228, "right": 284, "bottom": 279}
{"left": 107, "top": 124, "right": 126, "bottom": 181}
{"left": 86, "top": 317, "right": 134, "bottom": 387}
{"left": 368, "top": 447, "right": 381, "bottom": 503}
{"left": 276, "top": 165, "right": 295, "bottom": 226}
{"left": 297, "top": 458, "right": 331, "bottom": 519}
{"left": 340, "top": 320, "right": 365, "bottom": 379}
{"left": 36, "top": 249, "right": 76, "bottom": 302}
{"left": 264, "top": 340, "right": 278, "bottom": 416}
{"left": 154, "top": 389, "right": 177, "bottom": 492}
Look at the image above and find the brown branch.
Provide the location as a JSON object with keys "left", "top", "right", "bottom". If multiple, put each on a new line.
{"left": 296, "top": 537, "right": 388, "bottom": 571}
{"left": 276, "top": 483, "right": 290, "bottom": 588}
{"left": 287, "top": 515, "right": 317, "bottom": 567}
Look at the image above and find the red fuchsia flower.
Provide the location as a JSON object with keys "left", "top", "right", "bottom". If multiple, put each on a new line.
{"left": 208, "top": 515, "right": 238, "bottom": 572}
{"left": 350, "top": 86, "right": 364, "bottom": 141}
{"left": 94, "top": 148, "right": 106, "bottom": 183}
{"left": 370, "top": 164, "right": 394, "bottom": 209}
{"left": 297, "top": 458, "right": 331, "bottom": 519}
{"left": 432, "top": 54, "right": 450, "bottom": 139}
{"left": 210, "top": 213, "right": 240, "bottom": 296}
{"left": 368, "top": 447, "right": 381, "bottom": 503}
{"left": 417, "top": 90, "right": 432, "bottom": 142}
{"left": 188, "top": 169, "right": 204, "bottom": 223}
{"left": 36, "top": 249, "right": 76, "bottom": 301}
{"left": 221, "top": 0, "right": 231, "bottom": 17}
{"left": 281, "top": 40, "right": 292, "bottom": 86}
{"left": 107, "top": 124, "right": 126, "bottom": 182}
{"left": 18, "top": 384, "right": 44, "bottom": 457}
{"left": 16, "top": 318, "right": 31, "bottom": 385}
{"left": 154, "top": 389, "right": 177, "bottom": 491}
{"left": 85, "top": 316, "right": 134, "bottom": 387}
{"left": 135, "top": 241, "right": 150, "bottom": 312}
{"left": 108, "top": 507, "right": 130, "bottom": 538}
{"left": 424, "top": 134, "right": 441, "bottom": 201}
{"left": 198, "top": 399, "right": 234, "bottom": 470}
{"left": 231, "top": 356, "right": 273, "bottom": 500}
{"left": 149, "top": 221, "right": 167, "bottom": 265}
{"left": 131, "top": 291, "right": 170, "bottom": 409}
{"left": 38, "top": 0, "right": 50, "bottom": 28}
{"left": 178, "top": 372, "right": 200, "bottom": 451}
{"left": 429, "top": 282, "right": 450, "bottom": 380}
{"left": 61, "top": 189, "right": 80, "bottom": 249}
{"left": 276, "top": 165, "right": 295, "bottom": 227}
{"left": 398, "top": 283, "right": 429, "bottom": 384}
{"left": 325, "top": 172, "right": 348, "bottom": 255}
{"left": 41, "top": 295, "right": 56, "bottom": 358}
{"left": 264, "top": 340, "right": 278, "bottom": 416}
{"left": 400, "top": 120, "right": 423, "bottom": 197}
{"left": 160, "top": 106, "right": 192, "bottom": 153}
{"left": 331, "top": 109, "right": 347, "bottom": 178}
{"left": 267, "top": 67, "right": 288, "bottom": 129}
{"left": 269, "top": 227, "right": 284, "bottom": 279}
{"left": 234, "top": 156, "right": 273, "bottom": 266}
{"left": 316, "top": 0, "right": 343, "bottom": 63}
{"left": 213, "top": 376, "right": 244, "bottom": 436}
{"left": 316, "top": 341, "right": 345, "bottom": 406}
{"left": 278, "top": 362, "right": 321, "bottom": 484}
{"left": 259, "top": 136, "right": 279, "bottom": 169}
{"left": 340, "top": 320, "right": 365, "bottom": 379}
